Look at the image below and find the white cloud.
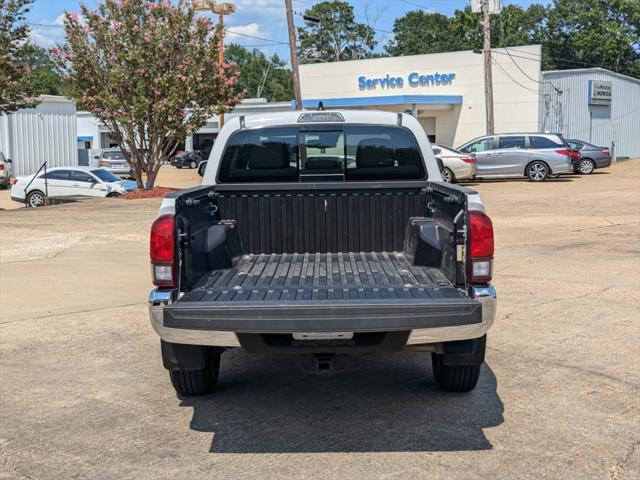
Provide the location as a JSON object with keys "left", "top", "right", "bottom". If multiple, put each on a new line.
{"left": 28, "top": 14, "right": 67, "bottom": 48}
{"left": 225, "top": 22, "right": 262, "bottom": 41}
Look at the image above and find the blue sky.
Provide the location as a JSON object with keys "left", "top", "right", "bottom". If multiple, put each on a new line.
{"left": 28, "top": 0, "right": 551, "bottom": 58}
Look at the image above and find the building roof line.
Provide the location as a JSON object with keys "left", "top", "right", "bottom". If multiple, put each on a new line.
{"left": 542, "top": 67, "right": 640, "bottom": 85}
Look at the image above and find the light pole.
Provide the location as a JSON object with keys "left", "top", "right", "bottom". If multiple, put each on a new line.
{"left": 193, "top": 0, "right": 236, "bottom": 127}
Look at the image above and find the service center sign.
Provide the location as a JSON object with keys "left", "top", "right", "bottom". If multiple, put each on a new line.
{"left": 358, "top": 71, "right": 456, "bottom": 90}
{"left": 589, "top": 80, "right": 612, "bottom": 105}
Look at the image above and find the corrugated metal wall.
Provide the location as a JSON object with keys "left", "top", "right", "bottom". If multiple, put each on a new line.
{"left": 1, "top": 97, "right": 78, "bottom": 176}
{"left": 540, "top": 69, "right": 640, "bottom": 159}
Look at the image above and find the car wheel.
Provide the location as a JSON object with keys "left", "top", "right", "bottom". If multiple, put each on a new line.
{"left": 169, "top": 351, "right": 221, "bottom": 396}
{"left": 548, "top": 173, "right": 560, "bottom": 179}
{"left": 189, "top": 161, "right": 197, "bottom": 169}
{"left": 527, "top": 161, "right": 548, "bottom": 182}
{"left": 176, "top": 165, "right": 182, "bottom": 169}
{"left": 578, "top": 159, "right": 595, "bottom": 174}
{"left": 441, "top": 167, "right": 455, "bottom": 183}
{"left": 106, "top": 192, "right": 121, "bottom": 198}
{"left": 26, "top": 190, "right": 45, "bottom": 208}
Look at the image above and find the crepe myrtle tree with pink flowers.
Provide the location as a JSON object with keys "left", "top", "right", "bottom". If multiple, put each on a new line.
{"left": 55, "top": 0, "right": 243, "bottom": 188}
{"left": 0, "top": 0, "right": 35, "bottom": 114}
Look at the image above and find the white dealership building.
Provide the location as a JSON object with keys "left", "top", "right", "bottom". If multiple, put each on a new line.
{"left": 74, "top": 44, "right": 640, "bottom": 162}
{"left": 299, "top": 45, "right": 543, "bottom": 149}
{"left": 299, "top": 45, "right": 640, "bottom": 158}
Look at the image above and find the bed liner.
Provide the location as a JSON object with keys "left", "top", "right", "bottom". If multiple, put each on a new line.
{"left": 164, "top": 252, "right": 482, "bottom": 333}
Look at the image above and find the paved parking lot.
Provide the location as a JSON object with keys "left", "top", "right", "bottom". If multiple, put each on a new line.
{"left": 1, "top": 163, "right": 639, "bottom": 479}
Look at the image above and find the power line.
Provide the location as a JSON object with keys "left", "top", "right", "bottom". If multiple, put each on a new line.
{"left": 491, "top": 47, "right": 621, "bottom": 72}
{"left": 502, "top": 47, "right": 562, "bottom": 94}
{"left": 491, "top": 58, "right": 539, "bottom": 93}
{"left": 26, "top": 22, "right": 289, "bottom": 46}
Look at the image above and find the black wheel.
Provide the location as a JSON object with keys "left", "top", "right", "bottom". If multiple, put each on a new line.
{"left": 431, "top": 355, "right": 481, "bottom": 392}
{"left": 189, "top": 161, "right": 197, "bottom": 169}
{"left": 441, "top": 167, "right": 455, "bottom": 183}
{"left": 578, "top": 158, "right": 595, "bottom": 174}
{"left": 26, "top": 190, "right": 46, "bottom": 207}
{"left": 526, "top": 161, "right": 548, "bottom": 182}
{"left": 176, "top": 165, "right": 182, "bottom": 169}
{"left": 169, "top": 350, "right": 221, "bottom": 396}
{"left": 106, "top": 192, "right": 121, "bottom": 198}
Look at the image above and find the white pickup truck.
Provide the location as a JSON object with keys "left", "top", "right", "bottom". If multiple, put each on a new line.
{"left": 148, "top": 110, "right": 497, "bottom": 395}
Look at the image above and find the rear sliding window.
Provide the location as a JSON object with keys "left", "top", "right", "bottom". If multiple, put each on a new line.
{"left": 529, "top": 136, "right": 564, "bottom": 148}
{"left": 217, "top": 125, "right": 426, "bottom": 183}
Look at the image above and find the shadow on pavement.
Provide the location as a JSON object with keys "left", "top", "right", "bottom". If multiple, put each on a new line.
{"left": 179, "top": 349, "right": 504, "bottom": 453}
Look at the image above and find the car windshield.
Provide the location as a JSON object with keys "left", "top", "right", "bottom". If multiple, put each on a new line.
{"left": 103, "top": 151, "right": 125, "bottom": 160}
{"left": 91, "top": 169, "right": 121, "bottom": 182}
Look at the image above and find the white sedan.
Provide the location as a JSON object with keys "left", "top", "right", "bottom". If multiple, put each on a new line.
{"left": 432, "top": 144, "right": 477, "bottom": 183}
{"left": 11, "top": 166, "right": 137, "bottom": 207}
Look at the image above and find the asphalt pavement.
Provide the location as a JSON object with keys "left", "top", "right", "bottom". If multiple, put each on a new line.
{"left": 1, "top": 163, "right": 638, "bottom": 479}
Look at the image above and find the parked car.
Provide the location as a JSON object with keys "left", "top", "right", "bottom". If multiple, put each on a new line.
{"left": 11, "top": 166, "right": 137, "bottom": 207}
{"left": 149, "top": 110, "right": 497, "bottom": 396}
{"left": 432, "top": 144, "right": 477, "bottom": 183}
{"left": 566, "top": 139, "right": 612, "bottom": 174}
{"left": 170, "top": 151, "right": 202, "bottom": 169}
{"left": 457, "top": 133, "right": 580, "bottom": 181}
{"left": 91, "top": 148, "right": 131, "bottom": 177}
{"left": 0, "top": 152, "right": 12, "bottom": 189}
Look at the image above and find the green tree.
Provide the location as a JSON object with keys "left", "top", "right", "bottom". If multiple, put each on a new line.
{"left": 543, "top": 0, "right": 639, "bottom": 77}
{"left": 0, "top": 0, "right": 35, "bottom": 113}
{"left": 297, "top": 0, "right": 375, "bottom": 63}
{"left": 56, "top": 0, "right": 243, "bottom": 188}
{"left": 26, "top": 45, "right": 70, "bottom": 96}
{"left": 224, "top": 44, "right": 292, "bottom": 101}
{"left": 385, "top": 11, "right": 456, "bottom": 56}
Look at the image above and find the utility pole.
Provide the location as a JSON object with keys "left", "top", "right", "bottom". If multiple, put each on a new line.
{"left": 482, "top": 0, "right": 495, "bottom": 135}
{"left": 285, "top": 0, "right": 302, "bottom": 110}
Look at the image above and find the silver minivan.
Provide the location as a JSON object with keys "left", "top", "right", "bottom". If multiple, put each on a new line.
{"left": 457, "top": 133, "right": 579, "bottom": 181}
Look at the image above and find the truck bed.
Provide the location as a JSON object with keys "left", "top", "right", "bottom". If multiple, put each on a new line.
{"left": 164, "top": 252, "right": 481, "bottom": 333}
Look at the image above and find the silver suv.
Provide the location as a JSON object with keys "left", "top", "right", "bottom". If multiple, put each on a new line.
{"left": 457, "top": 133, "right": 580, "bottom": 181}
{"left": 91, "top": 148, "right": 131, "bottom": 177}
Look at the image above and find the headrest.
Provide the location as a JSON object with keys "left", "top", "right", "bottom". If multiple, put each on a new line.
{"left": 305, "top": 157, "right": 341, "bottom": 170}
{"left": 247, "top": 143, "right": 290, "bottom": 169}
{"left": 356, "top": 138, "right": 395, "bottom": 168}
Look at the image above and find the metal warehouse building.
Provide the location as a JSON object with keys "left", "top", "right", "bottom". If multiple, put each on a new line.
{"left": 0, "top": 96, "right": 78, "bottom": 176}
{"left": 540, "top": 68, "right": 640, "bottom": 159}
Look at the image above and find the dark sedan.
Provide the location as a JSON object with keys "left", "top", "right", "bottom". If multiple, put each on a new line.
{"left": 567, "top": 139, "right": 612, "bottom": 174}
{"left": 170, "top": 151, "right": 203, "bottom": 169}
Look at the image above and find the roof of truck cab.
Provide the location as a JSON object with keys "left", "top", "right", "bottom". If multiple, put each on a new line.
{"left": 236, "top": 109, "right": 404, "bottom": 129}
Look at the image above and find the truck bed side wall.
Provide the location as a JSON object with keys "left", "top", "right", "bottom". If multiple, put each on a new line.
{"left": 175, "top": 183, "right": 469, "bottom": 290}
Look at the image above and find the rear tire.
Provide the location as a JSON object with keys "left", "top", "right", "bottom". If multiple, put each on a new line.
{"left": 189, "top": 161, "right": 197, "bottom": 169}
{"left": 106, "top": 192, "right": 121, "bottom": 198}
{"left": 431, "top": 355, "right": 481, "bottom": 392}
{"left": 176, "top": 165, "right": 182, "bottom": 169}
{"left": 578, "top": 158, "right": 595, "bottom": 174}
{"left": 26, "top": 190, "right": 45, "bottom": 207}
{"left": 169, "top": 351, "right": 221, "bottom": 396}
{"left": 441, "top": 167, "right": 455, "bottom": 183}
{"left": 526, "top": 161, "right": 548, "bottom": 182}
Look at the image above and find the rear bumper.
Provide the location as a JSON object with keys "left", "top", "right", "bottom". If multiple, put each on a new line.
{"left": 148, "top": 284, "right": 497, "bottom": 348}
{"left": 11, "top": 195, "right": 25, "bottom": 203}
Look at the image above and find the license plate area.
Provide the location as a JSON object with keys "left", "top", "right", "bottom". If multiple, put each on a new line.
{"left": 292, "top": 332, "right": 354, "bottom": 340}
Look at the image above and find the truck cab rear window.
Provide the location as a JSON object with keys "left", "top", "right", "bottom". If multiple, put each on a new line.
{"left": 217, "top": 125, "right": 426, "bottom": 183}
